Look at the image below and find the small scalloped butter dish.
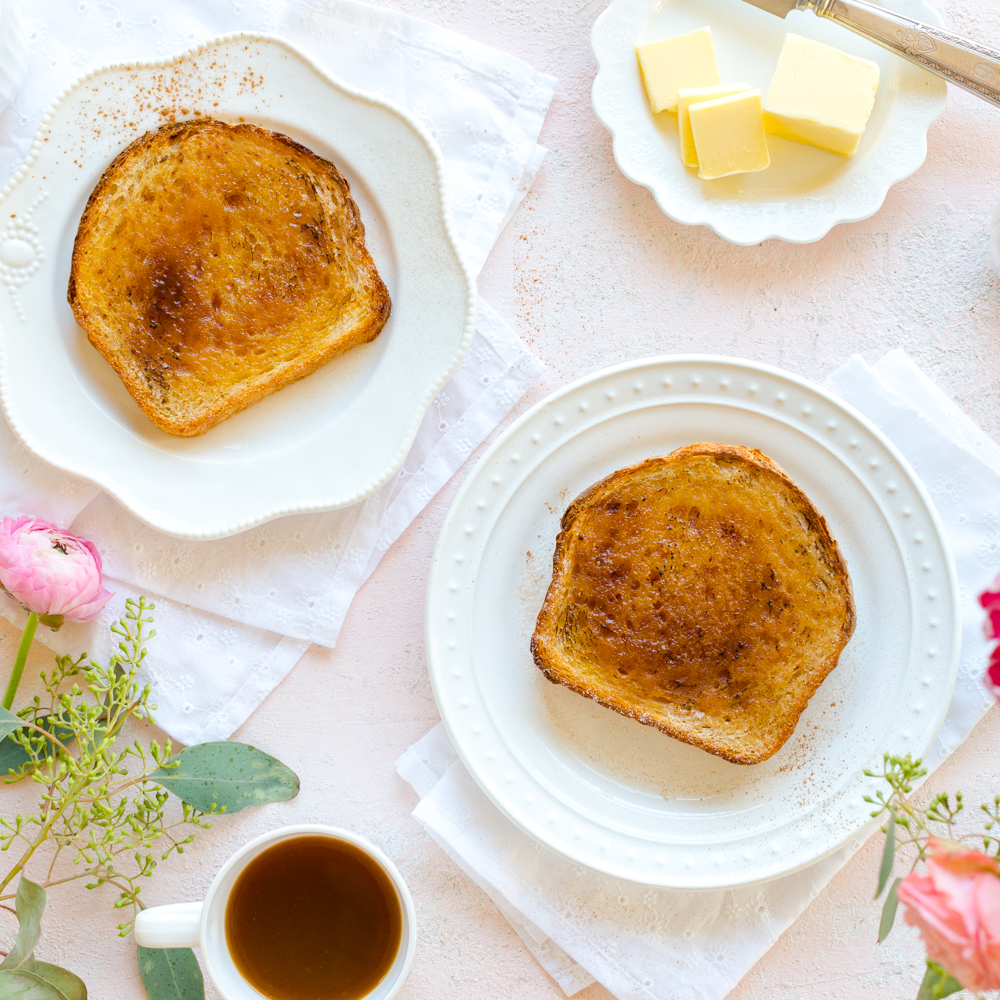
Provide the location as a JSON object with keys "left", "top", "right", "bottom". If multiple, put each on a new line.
{"left": 592, "top": 0, "right": 946, "bottom": 244}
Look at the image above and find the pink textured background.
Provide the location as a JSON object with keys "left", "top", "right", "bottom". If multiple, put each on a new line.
{"left": 4, "top": 0, "right": 1000, "bottom": 997}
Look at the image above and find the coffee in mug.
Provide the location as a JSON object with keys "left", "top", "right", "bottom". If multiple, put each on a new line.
{"left": 225, "top": 835, "right": 403, "bottom": 1000}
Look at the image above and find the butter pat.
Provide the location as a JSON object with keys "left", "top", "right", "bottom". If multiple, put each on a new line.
{"left": 763, "top": 34, "right": 880, "bottom": 156}
{"left": 689, "top": 90, "right": 770, "bottom": 180}
{"left": 636, "top": 27, "right": 720, "bottom": 114}
{"left": 678, "top": 84, "right": 751, "bottom": 168}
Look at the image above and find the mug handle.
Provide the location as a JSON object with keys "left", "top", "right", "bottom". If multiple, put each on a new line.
{"left": 134, "top": 902, "right": 204, "bottom": 948}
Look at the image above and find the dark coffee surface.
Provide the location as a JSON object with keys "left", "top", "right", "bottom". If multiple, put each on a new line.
{"left": 225, "top": 835, "right": 402, "bottom": 1000}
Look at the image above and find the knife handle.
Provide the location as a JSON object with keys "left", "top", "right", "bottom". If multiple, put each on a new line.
{"left": 809, "top": 0, "right": 1000, "bottom": 109}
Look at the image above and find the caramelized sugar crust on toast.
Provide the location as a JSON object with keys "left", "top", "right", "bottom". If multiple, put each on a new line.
{"left": 68, "top": 118, "right": 391, "bottom": 436}
{"left": 530, "top": 443, "right": 856, "bottom": 765}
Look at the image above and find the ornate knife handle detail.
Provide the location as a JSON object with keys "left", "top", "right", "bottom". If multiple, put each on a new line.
{"left": 895, "top": 28, "right": 936, "bottom": 55}
{"left": 977, "top": 62, "right": 999, "bottom": 84}
{"left": 800, "top": 0, "right": 1000, "bottom": 109}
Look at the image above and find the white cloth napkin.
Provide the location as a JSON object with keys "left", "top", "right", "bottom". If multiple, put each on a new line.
{"left": 397, "top": 350, "right": 998, "bottom": 1000}
{"left": 0, "top": 0, "right": 555, "bottom": 744}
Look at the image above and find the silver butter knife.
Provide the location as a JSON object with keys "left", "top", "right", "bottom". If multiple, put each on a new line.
{"left": 740, "top": 0, "right": 1000, "bottom": 109}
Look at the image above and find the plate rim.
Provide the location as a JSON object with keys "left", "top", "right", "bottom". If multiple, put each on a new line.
{"left": 0, "top": 31, "right": 477, "bottom": 540}
{"left": 426, "top": 354, "right": 960, "bottom": 888}
{"left": 590, "top": 0, "right": 948, "bottom": 245}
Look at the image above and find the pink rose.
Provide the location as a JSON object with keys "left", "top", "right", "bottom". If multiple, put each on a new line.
{"left": 898, "top": 837, "right": 1000, "bottom": 993}
{"left": 0, "top": 516, "right": 112, "bottom": 626}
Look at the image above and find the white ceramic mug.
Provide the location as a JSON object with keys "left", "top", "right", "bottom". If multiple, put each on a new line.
{"left": 134, "top": 824, "right": 417, "bottom": 1000}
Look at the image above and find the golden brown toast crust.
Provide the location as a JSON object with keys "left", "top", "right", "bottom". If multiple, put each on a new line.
{"left": 68, "top": 118, "right": 391, "bottom": 436}
{"left": 530, "top": 443, "right": 856, "bottom": 765}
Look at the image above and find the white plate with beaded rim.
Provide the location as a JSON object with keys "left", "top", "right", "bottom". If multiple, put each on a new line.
{"left": 426, "top": 356, "right": 958, "bottom": 889}
{"left": 591, "top": 0, "right": 947, "bottom": 245}
{"left": 0, "top": 33, "right": 475, "bottom": 539}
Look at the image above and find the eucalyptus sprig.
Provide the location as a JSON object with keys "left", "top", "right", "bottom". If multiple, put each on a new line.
{"left": 0, "top": 597, "right": 210, "bottom": 932}
{"left": 0, "top": 597, "right": 300, "bottom": 1000}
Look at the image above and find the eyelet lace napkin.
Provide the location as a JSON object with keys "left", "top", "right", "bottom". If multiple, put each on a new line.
{"left": 0, "top": 0, "right": 555, "bottom": 745}
{"left": 396, "top": 350, "right": 998, "bottom": 1000}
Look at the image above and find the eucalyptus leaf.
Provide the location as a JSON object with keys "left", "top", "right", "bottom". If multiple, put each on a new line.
{"left": 876, "top": 814, "right": 895, "bottom": 898}
{"left": 878, "top": 877, "right": 902, "bottom": 943}
{"left": 32, "top": 963, "right": 86, "bottom": 1000}
{"left": 0, "top": 718, "right": 76, "bottom": 778}
{"left": 0, "top": 733, "right": 31, "bottom": 777}
{"left": 0, "top": 969, "right": 72, "bottom": 999}
{"left": 150, "top": 742, "right": 299, "bottom": 813}
{"left": 137, "top": 947, "right": 204, "bottom": 1000}
{"left": 916, "top": 960, "right": 963, "bottom": 1000}
{"left": 0, "top": 706, "right": 23, "bottom": 742}
{"left": 0, "top": 877, "right": 46, "bottom": 971}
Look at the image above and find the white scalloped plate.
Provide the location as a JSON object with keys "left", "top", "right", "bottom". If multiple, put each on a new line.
{"left": 427, "top": 356, "right": 959, "bottom": 888}
{"left": 0, "top": 34, "right": 475, "bottom": 538}
{"left": 592, "top": 0, "right": 947, "bottom": 244}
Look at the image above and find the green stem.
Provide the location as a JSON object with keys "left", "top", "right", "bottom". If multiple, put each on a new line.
{"left": 0, "top": 771, "right": 87, "bottom": 896}
{"left": 2, "top": 612, "right": 38, "bottom": 711}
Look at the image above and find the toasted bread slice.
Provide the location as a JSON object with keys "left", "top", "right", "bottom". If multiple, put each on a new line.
{"left": 531, "top": 444, "right": 855, "bottom": 764}
{"left": 68, "top": 118, "right": 390, "bottom": 436}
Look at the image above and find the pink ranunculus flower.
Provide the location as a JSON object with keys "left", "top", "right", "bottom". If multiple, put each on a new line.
{"left": 898, "top": 837, "right": 1000, "bottom": 993}
{"left": 979, "top": 575, "right": 1000, "bottom": 700}
{"left": 987, "top": 646, "right": 1000, "bottom": 702}
{"left": 981, "top": 580, "right": 1000, "bottom": 639}
{"left": 0, "top": 516, "right": 112, "bottom": 626}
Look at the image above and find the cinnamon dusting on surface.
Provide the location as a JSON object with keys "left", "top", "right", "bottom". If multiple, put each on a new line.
{"left": 64, "top": 43, "right": 271, "bottom": 173}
